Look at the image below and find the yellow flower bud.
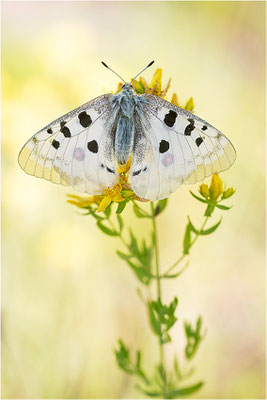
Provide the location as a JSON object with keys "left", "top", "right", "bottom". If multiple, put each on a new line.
{"left": 209, "top": 174, "right": 223, "bottom": 201}
{"left": 199, "top": 183, "right": 210, "bottom": 198}
{"left": 223, "top": 187, "right": 235, "bottom": 199}
{"left": 149, "top": 68, "right": 162, "bottom": 89}
{"left": 184, "top": 97, "right": 194, "bottom": 111}
{"left": 171, "top": 93, "right": 179, "bottom": 106}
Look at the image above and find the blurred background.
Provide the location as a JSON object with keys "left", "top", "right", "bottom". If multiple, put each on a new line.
{"left": 2, "top": 1, "right": 265, "bottom": 399}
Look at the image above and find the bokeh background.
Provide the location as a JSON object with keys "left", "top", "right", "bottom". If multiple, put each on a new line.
{"left": 2, "top": 1, "right": 265, "bottom": 399}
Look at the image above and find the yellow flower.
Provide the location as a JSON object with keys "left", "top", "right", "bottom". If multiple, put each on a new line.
{"left": 97, "top": 183, "right": 125, "bottom": 212}
{"left": 199, "top": 183, "right": 209, "bottom": 198}
{"left": 67, "top": 157, "right": 141, "bottom": 213}
{"left": 222, "top": 187, "right": 235, "bottom": 199}
{"left": 209, "top": 174, "right": 223, "bottom": 201}
{"left": 67, "top": 194, "right": 101, "bottom": 208}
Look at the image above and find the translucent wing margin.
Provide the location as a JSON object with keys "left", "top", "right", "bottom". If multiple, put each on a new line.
{"left": 129, "top": 94, "right": 236, "bottom": 200}
{"left": 18, "top": 94, "right": 119, "bottom": 194}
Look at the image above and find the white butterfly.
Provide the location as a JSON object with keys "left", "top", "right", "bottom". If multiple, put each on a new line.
{"left": 18, "top": 62, "right": 236, "bottom": 201}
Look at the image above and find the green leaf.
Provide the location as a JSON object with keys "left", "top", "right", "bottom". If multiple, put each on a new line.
{"left": 116, "top": 251, "right": 152, "bottom": 285}
{"left": 148, "top": 302, "right": 162, "bottom": 336}
{"left": 103, "top": 202, "right": 112, "bottom": 218}
{"left": 199, "top": 218, "right": 221, "bottom": 235}
{"left": 184, "top": 316, "right": 204, "bottom": 360}
{"left": 216, "top": 204, "right": 232, "bottom": 210}
{"left": 116, "top": 200, "right": 127, "bottom": 214}
{"left": 137, "top": 388, "right": 162, "bottom": 397}
{"left": 117, "top": 232, "right": 153, "bottom": 285}
{"left": 173, "top": 356, "right": 182, "bottom": 380}
{"left": 117, "top": 215, "right": 124, "bottom": 232}
{"left": 167, "top": 381, "right": 204, "bottom": 397}
{"left": 187, "top": 217, "right": 199, "bottom": 234}
{"left": 129, "top": 230, "right": 139, "bottom": 255}
{"left": 133, "top": 203, "right": 150, "bottom": 218}
{"left": 114, "top": 339, "right": 134, "bottom": 374}
{"left": 161, "top": 332, "right": 171, "bottom": 344}
{"left": 183, "top": 223, "right": 191, "bottom": 255}
{"left": 84, "top": 210, "right": 105, "bottom": 221}
{"left": 154, "top": 198, "right": 168, "bottom": 216}
{"left": 97, "top": 221, "right": 118, "bottom": 236}
{"left": 190, "top": 191, "right": 208, "bottom": 203}
{"left": 148, "top": 298, "right": 178, "bottom": 341}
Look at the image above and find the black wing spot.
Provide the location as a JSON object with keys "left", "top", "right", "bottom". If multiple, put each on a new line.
{"left": 60, "top": 121, "right": 67, "bottom": 128}
{"left": 133, "top": 169, "right": 142, "bottom": 176}
{"left": 78, "top": 111, "right": 92, "bottom": 128}
{"left": 184, "top": 119, "right": 195, "bottom": 136}
{"left": 196, "top": 137, "right": 204, "bottom": 147}
{"left": 106, "top": 166, "right": 115, "bottom": 174}
{"left": 159, "top": 140, "right": 169, "bottom": 153}
{"left": 202, "top": 125, "right": 208, "bottom": 131}
{"left": 61, "top": 126, "right": 71, "bottom": 138}
{"left": 164, "top": 110, "right": 177, "bottom": 127}
{"left": 87, "top": 140, "right": 98, "bottom": 153}
{"left": 52, "top": 139, "right": 60, "bottom": 149}
{"left": 47, "top": 128, "right": 53, "bottom": 134}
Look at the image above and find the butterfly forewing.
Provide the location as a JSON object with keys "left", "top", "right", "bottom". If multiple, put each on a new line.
{"left": 18, "top": 93, "right": 120, "bottom": 194}
{"left": 128, "top": 94, "right": 236, "bottom": 200}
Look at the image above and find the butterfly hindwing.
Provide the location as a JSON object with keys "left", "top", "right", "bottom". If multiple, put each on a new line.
{"left": 129, "top": 94, "right": 236, "bottom": 200}
{"left": 18, "top": 94, "right": 119, "bottom": 194}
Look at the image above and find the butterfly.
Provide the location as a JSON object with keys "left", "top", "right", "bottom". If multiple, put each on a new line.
{"left": 18, "top": 61, "right": 236, "bottom": 201}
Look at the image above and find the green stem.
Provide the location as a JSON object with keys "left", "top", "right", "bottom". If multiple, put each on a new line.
{"left": 163, "top": 216, "right": 209, "bottom": 276}
{"left": 151, "top": 203, "right": 161, "bottom": 299}
{"left": 150, "top": 202, "right": 165, "bottom": 370}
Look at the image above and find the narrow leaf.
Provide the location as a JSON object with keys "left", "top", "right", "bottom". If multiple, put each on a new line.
{"left": 97, "top": 221, "right": 118, "bottom": 236}
{"left": 154, "top": 198, "right": 168, "bottom": 216}
{"left": 116, "top": 200, "right": 127, "bottom": 214}
{"left": 190, "top": 191, "right": 209, "bottom": 203}
{"left": 117, "top": 214, "right": 124, "bottom": 232}
{"left": 199, "top": 218, "right": 221, "bottom": 235}
{"left": 148, "top": 302, "right": 161, "bottom": 336}
{"left": 183, "top": 223, "right": 191, "bottom": 255}
{"left": 168, "top": 381, "right": 204, "bottom": 397}
{"left": 103, "top": 202, "right": 112, "bottom": 218}
{"left": 133, "top": 203, "right": 150, "bottom": 218}
{"left": 187, "top": 217, "right": 199, "bottom": 234}
{"left": 216, "top": 204, "right": 232, "bottom": 210}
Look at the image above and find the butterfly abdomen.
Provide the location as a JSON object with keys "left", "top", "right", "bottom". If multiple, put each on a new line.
{"left": 115, "top": 116, "right": 134, "bottom": 164}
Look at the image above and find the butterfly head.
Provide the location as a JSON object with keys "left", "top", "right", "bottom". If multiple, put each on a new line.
{"left": 121, "top": 83, "right": 134, "bottom": 93}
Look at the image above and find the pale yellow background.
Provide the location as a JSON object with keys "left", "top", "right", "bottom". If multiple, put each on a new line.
{"left": 2, "top": 1, "right": 265, "bottom": 399}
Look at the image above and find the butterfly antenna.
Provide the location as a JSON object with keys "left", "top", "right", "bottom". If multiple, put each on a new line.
{"left": 101, "top": 62, "right": 127, "bottom": 84}
{"left": 130, "top": 61, "right": 155, "bottom": 84}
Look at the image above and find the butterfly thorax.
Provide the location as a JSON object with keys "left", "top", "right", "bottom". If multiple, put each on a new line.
{"left": 113, "top": 85, "right": 137, "bottom": 165}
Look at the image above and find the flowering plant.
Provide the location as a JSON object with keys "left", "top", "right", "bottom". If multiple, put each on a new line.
{"left": 68, "top": 69, "right": 235, "bottom": 398}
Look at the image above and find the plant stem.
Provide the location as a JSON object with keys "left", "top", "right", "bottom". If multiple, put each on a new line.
{"left": 150, "top": 202, "right": 165, "bottom": 370}
{"left": 151, "top": 203, "right": 161, "bottom": 299}
{"left": 163, "top": 216, "right": 209, "bottom": 276}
